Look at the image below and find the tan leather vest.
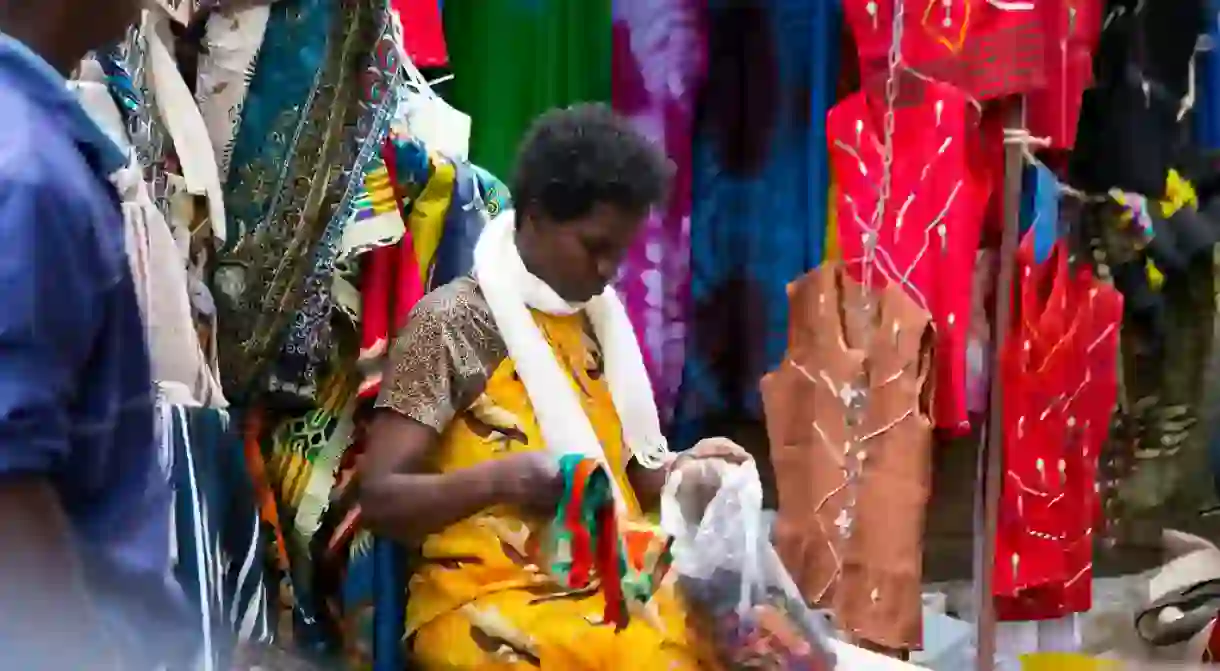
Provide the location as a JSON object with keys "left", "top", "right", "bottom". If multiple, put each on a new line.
{"left": 762, "top": 263, "right": 935, "bottom": 651}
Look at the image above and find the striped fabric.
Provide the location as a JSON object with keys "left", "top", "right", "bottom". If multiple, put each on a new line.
{"left": 159, "top": 401, "right": 273, "bottom": 670}
{"left": 351, "top": 164, "right": 400, "bottom": 224}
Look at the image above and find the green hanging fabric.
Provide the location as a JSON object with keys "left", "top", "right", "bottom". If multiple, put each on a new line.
{"left": 441, "top": 0, "right": 612, "bottom": 180}
{"left": 548, "top": 454, "right": 675, "bottom": 630}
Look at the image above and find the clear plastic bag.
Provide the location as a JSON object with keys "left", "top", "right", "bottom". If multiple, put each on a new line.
{"left": 662, "top": 460, "right": 838, "bottom": 670}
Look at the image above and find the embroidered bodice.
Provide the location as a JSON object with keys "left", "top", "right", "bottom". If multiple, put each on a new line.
{"left": 844, "top": 0, "right": 1047, "bottom": 100}
{"left": 828, "top": 78, "right": 989, "bottom": 433}
{"left": 1025, "top": 0, "right": 1103, "bottom": 149}
{"left": 993, "top": 234, "right": 1122, "bottom": 619}
{"left": 763, "top": 263, "right": 935, "bottom": 651}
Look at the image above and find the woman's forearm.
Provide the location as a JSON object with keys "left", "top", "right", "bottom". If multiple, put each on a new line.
{"left": 360, "top": 462, "right": 507, "bottom": 545}
{"left": 628, "top": 459, "right": 673, "bottom": 513}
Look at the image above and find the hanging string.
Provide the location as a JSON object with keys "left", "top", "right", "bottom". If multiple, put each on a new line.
{"left": 1003, "top": 128, "right": 1109, "bottom": 203}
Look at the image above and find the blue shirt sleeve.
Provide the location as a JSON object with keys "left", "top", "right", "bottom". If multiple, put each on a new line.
{"left": 0, "top": 174, "right": 102, "bottom": 474}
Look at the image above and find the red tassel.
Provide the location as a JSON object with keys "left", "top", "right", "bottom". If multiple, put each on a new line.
{"left": 1205, "top": 617, "right": 1220, "bottom": 662}
{"left": 567, "top": 460, "right": 596, "bottom": 588}
{"left": 596, "top": 503, "right": 625, "bottom": 629}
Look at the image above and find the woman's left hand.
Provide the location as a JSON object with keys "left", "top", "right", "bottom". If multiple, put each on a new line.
{"left": 673, "top": 437, "right": 753, "bottom": 470}
{"left": 667, "top": 438, "right": 752, "bottom": 521}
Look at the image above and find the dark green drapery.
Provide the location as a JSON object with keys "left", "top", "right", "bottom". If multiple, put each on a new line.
{"left": 441, "top": 0, "right": 612, "bottom": 180}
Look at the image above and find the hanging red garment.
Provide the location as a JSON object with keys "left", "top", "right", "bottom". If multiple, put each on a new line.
{"left": 1205, "top": 619, "right": 1220, "bottom": 662}
{"left": 357, "top": 140, "right": 426, "bottom": 399}
{"left": 994, "top": 238, "right": 1074, "bottom": 616}
{"left": 993, "top": 235, "right": 1122, "bottom": 620}
{"left": 359, "top": 244, "right": 396, "bottom": 367}
{"left": 1062, "top": 271, "right": 1120, "bottom": 613}
{"left": 1025, "top": 0, "right": 1104, "bottom": 149}
{"left": 392, "top": 0, "right": 449, "bottom": 68}
{"left": 827, "top": 77, "right": 991, "bottom": 433}
{"left": 844, "top": 0, "right": 1047, "bottom": 101}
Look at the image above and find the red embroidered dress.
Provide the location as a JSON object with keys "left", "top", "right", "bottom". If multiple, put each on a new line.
{"left": 844, "top": 0, "right": 1047, "bottom": 100}
{"left": 391, "top": 0, "right": 449, "bottom": 68}
{"left": 845, "top": 0, "right": 1102, "bottom": 147}
{"left": 1026, "top": 0, "right": 1104, "bottom": 149}
{"left": 993, "top": 234, "right": 1122, "bottom": 619}
{"left": 1062, "top": 271, "right": 1120, "bottom": 612}
{"left": 828, "top": 78, "right": 990, "bottom": 432}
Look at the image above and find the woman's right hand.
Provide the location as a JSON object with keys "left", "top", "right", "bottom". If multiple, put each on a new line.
{"left": 491, "top": 451, "right": 564, "bottom": 514}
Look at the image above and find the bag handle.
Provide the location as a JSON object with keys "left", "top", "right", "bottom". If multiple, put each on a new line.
{"left": 661, "top": 459, "right": 765, "bottom": 615}
{"left": 726, "top": 461, "right": 763, "bottom": 615}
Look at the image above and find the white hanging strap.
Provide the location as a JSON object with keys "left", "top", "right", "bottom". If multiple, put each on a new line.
{"left": 387, "top": 6, "right": 471, "bottom": 159}
{"left": 144, "top": 9, "right": 228, "bottom": 247}
{"left": 1180, "top": 50, "right": 1197, "bottom": 122}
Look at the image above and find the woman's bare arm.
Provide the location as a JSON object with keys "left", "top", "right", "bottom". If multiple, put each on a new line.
{"left": 358, "top": 412, "right": 507, "bottom": 544}
{"left": 358, "top": 411, "right": 560, "bottom": 544}
{"left": 628, "top": 459, "right": 669, "bottom": 512}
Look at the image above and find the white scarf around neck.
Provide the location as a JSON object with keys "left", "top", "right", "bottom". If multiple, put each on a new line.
{"left": 473, "top": 211, "right": 671, "bottom": 507}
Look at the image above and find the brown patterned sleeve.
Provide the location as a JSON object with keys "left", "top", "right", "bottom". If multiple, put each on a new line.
{"left": 374, "top": 279, "right": 506, "bottom": 431}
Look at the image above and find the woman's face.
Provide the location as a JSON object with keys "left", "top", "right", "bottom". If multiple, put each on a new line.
{"left": 518, "top": 203, "right": 646, "bottom": 303}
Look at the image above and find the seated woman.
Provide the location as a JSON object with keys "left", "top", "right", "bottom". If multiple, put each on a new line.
{"left": 359, "top": 104, "right": 747, "bottom": 669}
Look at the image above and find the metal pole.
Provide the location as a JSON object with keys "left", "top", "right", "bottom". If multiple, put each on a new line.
{"left": 975, "top": 96, "right": 1026, "bottom": 671}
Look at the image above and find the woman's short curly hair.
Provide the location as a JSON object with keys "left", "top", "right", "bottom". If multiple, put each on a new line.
{"left": 511, "top": 103, "right": 672, "bottom": 224}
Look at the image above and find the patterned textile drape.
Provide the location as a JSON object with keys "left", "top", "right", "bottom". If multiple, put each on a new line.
{"left": 611, "top": 0, "right": 706, "bottom": 424}
{"left": 670, "top": 0, "right": 839, "bottom": 448}
{"left": 215, "top": 0, "right": 402, "bottom": 402}
{"left": 160, "top": 401, "right": 272, "bottom": 669}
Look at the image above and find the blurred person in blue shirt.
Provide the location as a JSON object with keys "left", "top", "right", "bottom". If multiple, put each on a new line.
{"left": 0, "top": 2, "right": 194, "bottom": 668}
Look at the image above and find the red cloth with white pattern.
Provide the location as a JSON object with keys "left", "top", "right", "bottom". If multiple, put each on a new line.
{"left": 827, "top": 78, "right": 992, "bottom": 433}
{"left": 1025, "top": 0, "right": 1104, "bottom": 149}
{"left": 843, "top": 0, "right": 1047, "bottom": 100}
{"left": 391, "top": 0, "right": 448, "bottom": 68}
{"left": 843, "top": 0, "right": 1101, "bottom": 149}
{"left": 993, "top": 234, "right": 1121, "bottom": 620}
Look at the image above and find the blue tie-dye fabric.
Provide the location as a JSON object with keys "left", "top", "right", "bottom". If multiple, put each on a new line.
{"left": 1194, "top": 0, "right": 1220, "bottom": 149}
{"left": 671, "top": 0, "right": 838, "bottom": 448}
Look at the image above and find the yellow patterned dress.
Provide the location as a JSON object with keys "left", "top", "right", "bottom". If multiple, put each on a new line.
{"left": 374, "top": 277, "right": 713, "bottom": 670}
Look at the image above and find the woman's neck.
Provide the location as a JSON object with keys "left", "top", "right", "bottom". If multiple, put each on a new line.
{"left": 516, "top": 236, "right": 571, "bottom": 302}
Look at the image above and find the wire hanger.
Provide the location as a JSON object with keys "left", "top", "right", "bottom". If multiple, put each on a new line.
{"left": 841, "top": 226, "right": 932, "bottom": 313}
